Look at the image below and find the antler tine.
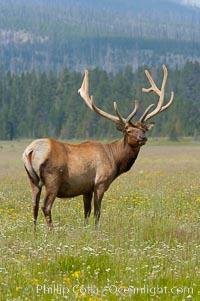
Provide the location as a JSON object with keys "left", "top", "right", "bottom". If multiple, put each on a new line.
{"left": 159, "top": 91, "right": 174, "bottom": 113}
{"left": 78, "top": 69, "right": 93, "bottom": 109}
{"left": 114, "top": 100, "right": 139, "bottom": 124}
{"left": 125, "top": 100, "right": 139, "bottom": 123}
{"left": 139, "top": 104, "right": 155, "bottom": 123}
{"left": 78, "top": 70, "right": 121, "bottom": 123}
{"left": 114, "top": 102, "right": 126, "bottom": 124}
{"left": 161, "top": 65, "right": 168, "bottom": 93}
{"left": 141, "top": 65, "right": 174, "bottom": 122}
{"left": 142, "top": 70, "right": 160, "bottom": 95}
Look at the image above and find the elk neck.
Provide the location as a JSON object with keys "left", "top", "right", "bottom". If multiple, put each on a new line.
{"left": 103, "top": 136, "right": 141, "bottom": 178}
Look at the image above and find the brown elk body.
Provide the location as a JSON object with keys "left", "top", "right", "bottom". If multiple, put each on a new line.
{"left": 23, "top": 65, "right": 174, "bottom": 230}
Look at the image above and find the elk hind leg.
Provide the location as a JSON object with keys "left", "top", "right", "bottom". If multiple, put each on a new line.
{"left": 83, "top": 193, "right": 93, "bottom": 226}
{"left": 30, "top": 182, "right": 42, "bottom": 232}
{"left": 41, "top": 190, "right": 57, "bottom": 229}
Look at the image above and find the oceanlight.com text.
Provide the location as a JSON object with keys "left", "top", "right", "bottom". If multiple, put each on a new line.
{"left": 36, "top": 284, "right": 194, "bottom": 297}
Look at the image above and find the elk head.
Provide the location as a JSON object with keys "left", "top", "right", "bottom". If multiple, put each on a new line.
{"left": 78, "top": 65, "right": 174, "bottom": 147}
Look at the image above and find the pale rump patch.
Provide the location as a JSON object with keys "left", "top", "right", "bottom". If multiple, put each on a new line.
{"left": 22, "top": 139, "right": 51, "bottom": 180}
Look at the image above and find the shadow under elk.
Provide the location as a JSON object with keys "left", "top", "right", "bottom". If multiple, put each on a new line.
{"left": 23, "top": 65, "right": 174, "bottom": 230}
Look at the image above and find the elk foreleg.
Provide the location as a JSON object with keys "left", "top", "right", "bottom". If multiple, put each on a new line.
{"left": 41, "top": 190, "right": 57, "bottom": 229}
{"left": 83, "top": 192, "right": 93, "bottom": 226}
{"left": 94, "top": 186, "right": 104, "bottom": 229}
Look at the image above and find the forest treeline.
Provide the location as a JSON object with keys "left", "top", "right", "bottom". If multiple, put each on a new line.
{"left": 0, "top": 61, "right": 199, "bottom": 141}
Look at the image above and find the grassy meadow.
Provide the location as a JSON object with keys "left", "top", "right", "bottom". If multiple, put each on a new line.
{"left": 0, "top": 140, "right": 200, "bottom": 300}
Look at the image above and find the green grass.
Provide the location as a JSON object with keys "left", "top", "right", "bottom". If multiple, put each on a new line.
{"left": 0, "top": 141, "right": 200, "bottom": 300}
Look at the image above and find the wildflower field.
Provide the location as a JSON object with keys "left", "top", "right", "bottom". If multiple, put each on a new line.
{"left": 0, "top": 140, "right": 199, "bottom": 301}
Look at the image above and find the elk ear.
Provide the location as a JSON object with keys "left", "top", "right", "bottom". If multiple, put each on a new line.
{"left": 145, "top": 122, "right": 155, "bottom": 131}
{"left": 115, "top": 122, "right": 126, "bottom": 132}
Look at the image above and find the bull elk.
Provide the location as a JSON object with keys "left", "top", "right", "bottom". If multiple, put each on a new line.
{"left": 23, "top": 65, "right": 174, "bottom": 230}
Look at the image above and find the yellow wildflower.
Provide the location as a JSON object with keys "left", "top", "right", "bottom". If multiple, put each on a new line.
{"left": 71, "top": 271, "right": 81, "bottom": 278}
{"left": 64, "top": 277, "right": 72, "bottom": 286}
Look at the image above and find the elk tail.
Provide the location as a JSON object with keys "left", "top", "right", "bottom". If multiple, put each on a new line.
{"left": 22, "top": 149, "right": 42, "bottom": 188}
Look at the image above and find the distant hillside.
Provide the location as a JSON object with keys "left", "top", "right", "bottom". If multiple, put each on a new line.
{"left": 0, "top": 0, "right": 200, "bottom": 73}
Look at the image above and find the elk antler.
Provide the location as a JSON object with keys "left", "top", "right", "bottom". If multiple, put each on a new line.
{"left": 78, "top": 70, "right": 138, "bottom": 125}
{"left": 139, "top": 65, "right": 174, "bottom": 123}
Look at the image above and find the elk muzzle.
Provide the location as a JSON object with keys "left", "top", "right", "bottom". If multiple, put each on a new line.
{"left": 138, "top": 135, "right": 147, "bottom": 146}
